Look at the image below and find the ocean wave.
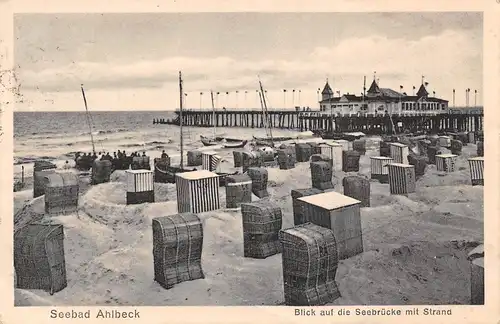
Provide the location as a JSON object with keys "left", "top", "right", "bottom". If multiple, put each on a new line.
{"left": 121, "top": 143, "right": 143, "bottom": 148}
{"left": 33, "top": 139, "right": 106, "bottom": 147}
{"left": 80, "top": 128, "right": 129, "bottom": 136}
{"left": 14, "top": 155, "right": 57, "bottom": 165}
{"left": 119, "top": 140, "right": 173, "bottom": 149}
{"left": 145, "top": 140, "right": 173, "bottom": 145}
{"left": 17, "top": 128, "right": 129, "bottom": 140}
{"left": 27, "top": 133, "right": 65, "bottom": 140}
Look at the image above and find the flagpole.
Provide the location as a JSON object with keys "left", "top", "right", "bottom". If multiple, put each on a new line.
{"left": 179, "top": 71, "right": 184, "bottom": 169}
{"left": 80, "top": 84, "right": 96, "bottom": 154}
{"left": 211, "top": 90, "right": 216, "bottom": 139}
{"left": 399, "top": 85, "right": 403, "bottom": 115}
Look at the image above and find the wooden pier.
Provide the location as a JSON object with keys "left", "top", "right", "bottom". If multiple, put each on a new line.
{"left": 153, "top": 108, "right": 484, "bottom": 134}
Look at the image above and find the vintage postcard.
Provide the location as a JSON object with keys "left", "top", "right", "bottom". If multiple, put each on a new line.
{"left": 1, "top": 1, "right": 499, "bottom": 323}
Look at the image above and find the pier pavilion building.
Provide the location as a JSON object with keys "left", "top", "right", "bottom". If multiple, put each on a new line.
{"left": 319, "top": 79, "right": 449, "bottom": 116}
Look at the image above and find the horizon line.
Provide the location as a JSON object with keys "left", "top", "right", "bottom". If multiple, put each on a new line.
{"left": 14, "top": 106, "right": 485, "bottom": 113}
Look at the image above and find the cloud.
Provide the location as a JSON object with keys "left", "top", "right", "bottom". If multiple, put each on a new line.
{"left": 16, "top": 28, "right": 482, "bottom": 110}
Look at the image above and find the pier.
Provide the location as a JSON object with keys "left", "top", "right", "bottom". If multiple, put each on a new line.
{"left": 153, "top": 108, "right": 484, "bottom": 134}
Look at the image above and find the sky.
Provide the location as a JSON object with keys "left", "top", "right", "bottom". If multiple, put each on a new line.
{"left": 13, "top": 12, "right": 483, "bottom": 111}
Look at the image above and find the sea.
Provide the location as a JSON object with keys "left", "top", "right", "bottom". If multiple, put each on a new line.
{"left": 13, "top": 111, "right": 301, "bottom": 177}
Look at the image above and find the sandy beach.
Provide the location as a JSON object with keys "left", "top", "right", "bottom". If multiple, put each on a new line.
{"left": 13, "top": 135, "right": 483, "bottom": 306}
{"left": 10, "top": 10, "right": 486, "bottom": 312}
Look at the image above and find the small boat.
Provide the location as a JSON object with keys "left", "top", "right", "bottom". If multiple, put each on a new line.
{"left": 253, "top": 135, "right": 294, "bottom": 142}
{"left": 342, "top": 132, "right": 366, "bottom": 141}
{"left": 224, "top": 137, "right": 245, "bottom": 143}
{"left": 222, "top": 140, "right": 248, "bottom": 149}
{"left": 253, "top": 138, "right": 273, "bottom": 146}
{"left": 316, "top": 131, "right": 351, "bottom": 141}
{"left": 199, "top": 91, "right": 223, "bottom": 147}
{"left": 200, "top": 135, "right": 219, "bottom": 146}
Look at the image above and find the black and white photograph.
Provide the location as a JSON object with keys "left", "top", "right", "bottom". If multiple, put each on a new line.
{"left": 11, "top": 11, "right": 485, "bottom": 308}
